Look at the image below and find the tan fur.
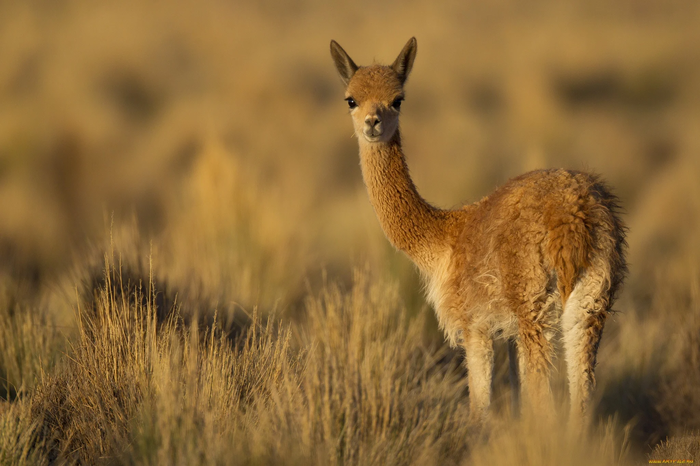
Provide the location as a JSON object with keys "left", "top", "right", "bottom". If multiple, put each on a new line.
{"left": 330, "top": 38, "right": 627, "bottom": 424}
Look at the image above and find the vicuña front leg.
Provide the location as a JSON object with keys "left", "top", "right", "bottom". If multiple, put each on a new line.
{"left": 465, "top": 326, "right": 494, "bottom": 424}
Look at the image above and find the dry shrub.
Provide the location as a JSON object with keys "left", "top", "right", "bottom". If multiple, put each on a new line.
{"left": 0, "top": 279, "right": 62, "bottom": 402}
{"left": 127, "top": 304, "right": 294, "bottom": 465}
{"left": 26, "top": 252, "right": 295, "bottom": 464}
{"left": 275, "top": 270, "right": 472, "bottom": 465}
{"left": 650, "top": 433, "right": 700, "bottom": 463}
{"left": 29, "top": 256, "right": 164, "bottom": 463}
{"left": 0, "top": 401, "right": 46, "bottom": 466}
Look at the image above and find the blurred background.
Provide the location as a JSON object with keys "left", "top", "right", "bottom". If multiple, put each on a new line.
{"left": 2, "top": 0, "right": 700, "bottom": 453}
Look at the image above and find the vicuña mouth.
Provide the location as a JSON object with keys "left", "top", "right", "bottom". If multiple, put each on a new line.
{"left": 363, "top": 131, "right": 383, "bottom": 142}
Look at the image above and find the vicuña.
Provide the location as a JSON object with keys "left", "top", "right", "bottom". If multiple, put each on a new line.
{"left": 330, "top": 37, "right": 627, "bottom": 424}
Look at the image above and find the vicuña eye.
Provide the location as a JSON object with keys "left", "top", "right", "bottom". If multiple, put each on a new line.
{"left": 345, "top": 97, "right": 357, "bottom": 109}
{"left": 392, "top": 98, "right": 404, "bottom": 110}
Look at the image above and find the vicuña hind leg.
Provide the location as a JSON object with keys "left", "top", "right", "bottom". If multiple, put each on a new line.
{"left": 562, "top": 271, "right": 609, "bottom": 425}
{"left": 464, "top": 324, "right": 494, "bottom": 424}
{"left": 516, "top": 313, "right": 555, "bottom": 419}
{"left": 507, "top": 337, "right": 520, "bottom": 416}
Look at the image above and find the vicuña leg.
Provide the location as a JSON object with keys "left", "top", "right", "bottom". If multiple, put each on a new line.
{"left": 562, "top": 271, "right": 609, "bottom": 425}
{"left": 507, "top": 337, "right": 521, "bottom": 416}
{"left": 465, "top": 325, "right": 494, "bottom": 423}
{"left": 516, "top": 312, "right": 555, "bottom": 419}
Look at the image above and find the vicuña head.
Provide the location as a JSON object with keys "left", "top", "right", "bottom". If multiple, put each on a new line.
{"left": 330, "top": 38, "right": 415, "bottom": 144}
{"left": 329, "top": 38, "right": 627, "bottom": 429}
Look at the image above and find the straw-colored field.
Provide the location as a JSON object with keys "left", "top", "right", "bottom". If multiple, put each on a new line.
{"left": 1, "top": 0, "right": 700, "bottom": 464}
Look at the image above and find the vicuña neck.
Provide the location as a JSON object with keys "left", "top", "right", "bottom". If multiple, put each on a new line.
{"left": 359, "top": 131, "right": 452, "bottom": 271}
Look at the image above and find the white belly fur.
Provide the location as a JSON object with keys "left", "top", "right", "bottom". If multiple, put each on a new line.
{"left": 421, "top": 250, "right": 524, "bottom": 348}
{"left": 422, "top": 250, "right": 463, "bottom": 347}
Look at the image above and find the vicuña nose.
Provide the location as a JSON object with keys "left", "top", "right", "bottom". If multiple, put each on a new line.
{"left": 365, "top": 115, "right": 381, "bottom": 128}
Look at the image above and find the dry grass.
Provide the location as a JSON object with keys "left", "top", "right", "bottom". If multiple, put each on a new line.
{"left": 650, "top": 433, "right": 700, "bottom": 463}
{"left": 1, "top": 0, "right": 700, "bottom": 464}
{"left": 1, "top": 256, "right": 640, "bottom": 465}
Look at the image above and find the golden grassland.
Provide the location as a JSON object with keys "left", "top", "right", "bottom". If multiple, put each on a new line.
{"left": 1, "top": 0, "right": 700, "bottom": 464}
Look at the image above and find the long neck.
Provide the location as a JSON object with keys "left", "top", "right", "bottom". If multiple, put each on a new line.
{"left": 359, "top": 130, "right": 452, "bottom": 271}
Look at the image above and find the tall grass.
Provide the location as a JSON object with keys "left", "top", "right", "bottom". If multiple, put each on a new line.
{"left": 2, "top": 254, "right": 644, "bottom": 465}
{"left": 0, "top": 279, "right": 62, "bottom": 402}
{"left": 21, "top": 252, "right": 294, "bottom": 463}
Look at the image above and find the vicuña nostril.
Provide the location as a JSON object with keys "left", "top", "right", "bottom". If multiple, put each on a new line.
{"left": 365, "top": 116, "right": 381, "bottom": 128}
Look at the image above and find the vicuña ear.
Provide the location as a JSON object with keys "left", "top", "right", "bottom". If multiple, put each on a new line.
{"left": 391, "top": 37, "right": 417, "bottom": 84}
{"left": 330, "top": 40, "right": 359, "bottom": 86}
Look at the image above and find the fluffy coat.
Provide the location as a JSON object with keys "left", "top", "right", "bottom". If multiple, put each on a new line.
{"left": 330, "top": 37, "right": 627, "bottom": 423}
